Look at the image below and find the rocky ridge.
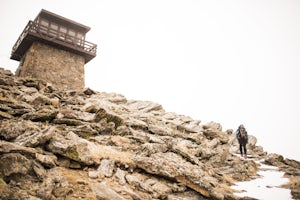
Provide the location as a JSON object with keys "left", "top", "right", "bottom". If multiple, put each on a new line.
{"left": 0, "top": 67, "right": 299, "bottom": 200}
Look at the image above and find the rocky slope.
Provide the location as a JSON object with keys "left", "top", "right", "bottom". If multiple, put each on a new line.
{"left": 0, "top": 67, "right": 299, "bottom": 200}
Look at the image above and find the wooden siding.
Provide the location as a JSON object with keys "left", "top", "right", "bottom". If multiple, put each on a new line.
{"left": 11, "top": 20, "right": 97, "bottom": 63}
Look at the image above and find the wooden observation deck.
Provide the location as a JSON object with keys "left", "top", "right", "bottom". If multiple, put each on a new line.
{"left": 10, "top": 9, "right": 97, "bottom": 63}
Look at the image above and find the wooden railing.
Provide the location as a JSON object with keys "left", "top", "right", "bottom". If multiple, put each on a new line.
{"left": 12, "top": 21, "right": 97, "bottom": 55}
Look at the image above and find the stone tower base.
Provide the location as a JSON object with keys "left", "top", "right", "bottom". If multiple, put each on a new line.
{"left": 16, "top": 42, "right": 85, "bottom": 90}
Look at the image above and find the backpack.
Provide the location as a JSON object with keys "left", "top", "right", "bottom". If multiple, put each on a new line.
{"left": 237, "top": 127, "right": 248, "bottom": 140}
{"left": 240, "top": 130, "right": 247, "bottom": 138}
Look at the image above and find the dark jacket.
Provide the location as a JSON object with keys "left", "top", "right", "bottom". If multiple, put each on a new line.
{"left": 236, "top": 127, "right": 248, "bottom": 144}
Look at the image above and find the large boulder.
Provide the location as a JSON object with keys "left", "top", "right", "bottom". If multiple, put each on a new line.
{"left": 0, "top": 153, "right": 32, "bottom": 176}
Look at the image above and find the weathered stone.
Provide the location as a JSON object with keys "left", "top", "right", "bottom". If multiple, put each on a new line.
{"left": 89, "top": 159, "right": 115, "bottom": 178}
{"left": 171, "top": 139, "right": 201, "bottom": 165}
{"left": 94, "top": 107, "right": 124, "bottom": 127}
{"left": 53, "top": 118, "right": 85, "bottom": 126}
{"left": 98, "top": 159, "right": 115, "bottom": 177}
{"left": 114, "top": 168, "right": 127, "bottom": 185}
{"left": 0, "top": 140, "right": 37, "bottom": 157}
{"left": 124, "top": 117, "right": 148, "bottom": 129}
{"left": 0, "top": 153, "right": 32, "bottom": 176}
{"left": 264, "top": 153, "right": 284, "bottom": 166}
{"left": 168, "top": 191, "right": 208, "bottom": 200}
{"left": 32, "top": 161, "right": 47, "bottom": 181}
{"left": 14, "top": 126, "right": 56, "bottom": 147}
{"left": 127, "top": 100, "right": 164, "bottom": 113}
{"left": 125, "top": 174, "right": 143, "bottom": 188}
{"left": 70, "top": 124, "right": 99, "bottom": 138}
{"left": 31, "top": 94, "right": 53, "bottom": 106}
{"left": 0, "top": 110, "right": 13, "bottom": 119}
{"left": 178, "top": 123, "right": 203, "bottom": 133}
{"left": 0, "top": 120, "right": 41, "bottom": 140}
{"left": 0, "top": 96, "right": 33, "bottom": 117}
{"left": 139, "top": 142, "right": 168, "bottom": 156}
{"left": 148, "top": 123, "right": 174, "bottom": 136}
{"left": 141, "top": 178, "right": 172, "bottom": 199}
{"left": 47, "top": 131, "right": 98, "bottom": 165}
{"left": 35, "top": 153, "right": 57, "bottom": 168}
{"left": 203, "top": 121, "right": 222, "bottom": 131}
{"left": 203, "top": 128, "right": 229, "bottom": 144}
{"left": 57, "top": 108, "right": 95, "bottom": 121}
{"left": 133, "top": 152, "right": 211, "bottom": 197}
{"left": 22, "top": 108, "right": 57, "bottom": 122}
{"left": 0, "top": 67, "right": 298, "bottom": 200}
{"left": 83, "top": 87, "right": 96, "bottom": 95}
{"left": 91, "top": 182, "right": 126, "bottom": 200}
{"left": 284, "top": 158, "right": 300, "bottom": 169}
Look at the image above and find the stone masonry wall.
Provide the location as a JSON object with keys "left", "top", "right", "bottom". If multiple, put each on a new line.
{"left": 16, "top": 42, "right": 85, "bottom": 90}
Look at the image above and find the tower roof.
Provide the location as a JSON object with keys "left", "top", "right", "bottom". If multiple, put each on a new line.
{"left": 36, "top": 9, "right": 91, "bottom": 33}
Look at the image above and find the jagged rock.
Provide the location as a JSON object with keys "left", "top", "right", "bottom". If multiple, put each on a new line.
{"left": 0, "top": 96, "right": 33, "bottom": 117}
{"left": 226, "top": 129, "right": 234, "bottom": 135}
{"left": 178, "top": 122, "right": 203, "bottom": 133}
{"left": 88, "top": 159, "right": 115, "bottom": 178}
{"left": 98, "top": 159, "right": 115, "bottom": 177}
{"left": 14, "top": 126, "right": 56, "bottom": 147}
{"left": 124, "top": 117, "right": 148, "bottom": 129}
{"left": 140, "top": 178, "right": 172, "bottom": 199}
{"left": 94, "top": 107, "right": 124, "bottom": 127}
{"left": 139, "top": 142, "right": 168, "bottom": 156}
{"left": 127, "top": 100, "right": 164, "bottom": 113}
{"left": 264, "top": 153, "right": 284, "bottom": 166}
{"left": 0, "top": 67, "right": 298, "bottom": 200}
{"left": 134, "top": 152, "right": 219, "bottom": 198}
{"left": 22, "top": 108, "right": 57, "bottom": 122}
{"left": 168, "top": 191, "right": 209, "bottom": 200}
{"left": 247, "top": 135, "right": 257, "bottom": 148}
{"left": 35, "top": 153, "right": 57, "bottom": 168}
{"left": 0, "top": 153, "right": 32, "bottom": 176}
{"left": 0, "top": 140, "right": 37, "bottom": 157}
{"left": 230, "top": 159, "right": 258, "bottom": 181}
{"left": 91, "top": 181, "right": 126, "bottom": 200}
{"left": 32, "top": 161, "right": 47, "bottom": 181}
{"left": 0, "top": 74, "right": 15, "bottom": 86}
{"left": 0, "top": 119, "right": 41, "bottom": 140}
{"left": 114, "top": 168, "right": 127, "bottom": 185}
{"left": 284, "top": 158, "right": 300, "bottom": 169}
{"left": 57, "top": 108, "right": 95, "bottom": 121}
{"left": 0, "top": 110, "right": 13, "bottom": 119}
{"left": 18, "top": 77, "right": 48, "bottom": 91}
{"left": 148, "top": 123, "right": 174, "bottom": 136}
{"left": 53, "top": 118, "right": 85, "bottom": 126}
{"left": 125, "top": 174, "right": 142, "bottom": 188}
{"left": 203, "top": 128, "right": 229, "bottom": 144}
{"left": 47, "top": 131, "right": 99, "bottom": 165}
{"left": 171, "top": 139, "right": 201, "bottom": 165}
{"left": 0, "top": 178, "right": 12, "bottom": 199}
{"left": 36, "top": 169, "right": 61, "bottom": 200}
{"left": 203, "top": 121, "right": 222, "bottom": 131}
{"left": 70, "top": 124, "right": 99, "bottom": 138}
{"left": 31, "top": 94, "right": 53, "bottom": 106}
{"left": 83, "top": 87, "right": 96, "bottom": 95}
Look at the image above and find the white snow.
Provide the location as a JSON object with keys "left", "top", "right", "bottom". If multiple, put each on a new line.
{"left": 232, "top": 161, "right": 292, "bottom": 200}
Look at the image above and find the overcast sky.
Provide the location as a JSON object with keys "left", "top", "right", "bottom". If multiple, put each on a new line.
{"left": 0, "top": 0, "right": 299, "bottom": 161}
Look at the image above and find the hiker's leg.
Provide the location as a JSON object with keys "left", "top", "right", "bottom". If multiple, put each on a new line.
{"left": 239, "top": 143, "right": 243, "bottom": 155}
{"left": 244, "top": 144, "right": 247, "bottom": 155}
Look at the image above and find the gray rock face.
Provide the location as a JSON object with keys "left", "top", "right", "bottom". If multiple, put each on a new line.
{"left": 0, "top": 67, "right": 299, "bottom": 200}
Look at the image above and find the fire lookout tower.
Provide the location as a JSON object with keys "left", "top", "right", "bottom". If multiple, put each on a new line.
{"left": 10, "top": 9, "right": 97, "bottom": 90}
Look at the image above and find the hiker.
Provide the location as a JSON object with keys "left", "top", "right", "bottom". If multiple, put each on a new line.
{"left": 236, "top": 124, "right": 248, "bottom": 158}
